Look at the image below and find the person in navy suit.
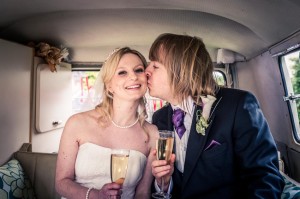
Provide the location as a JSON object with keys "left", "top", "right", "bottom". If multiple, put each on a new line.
{"left": 146, "top": 33, "right": 284, "bottom": 199}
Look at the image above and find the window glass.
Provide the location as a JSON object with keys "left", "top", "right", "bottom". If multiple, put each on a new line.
{"left": 280, "top": 50, "right": 300, "bottom": 140}
{"left": 145, "top": 93, "right": 167, "bottom": 122}
{"left": 213, "top": 70, "right": 226, "bottom": 86}
{"left": 72, "top": 71, "right": 98, "bottom": 113}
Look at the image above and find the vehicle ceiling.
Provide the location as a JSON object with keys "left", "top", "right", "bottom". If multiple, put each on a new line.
{"left": 0, "top": 0, "right": 300, "bottom": 63}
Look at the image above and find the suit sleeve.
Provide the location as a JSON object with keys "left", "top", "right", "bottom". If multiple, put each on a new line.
{"left": 152, "top": 111, "right": 159, "bottom": 126}
{"left": 233, "top": 91, "right": 285, "bottom": 198}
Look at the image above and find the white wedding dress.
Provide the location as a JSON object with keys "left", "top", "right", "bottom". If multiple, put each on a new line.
{"left": 62, "top": 142, "right": 147, "bottom": 199}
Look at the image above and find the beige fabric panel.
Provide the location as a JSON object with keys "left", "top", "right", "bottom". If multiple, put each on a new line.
{"left": 0, "top": 39, "right": 32, "bottom": 165}
{"left": 234, "top": 51, "right": 291, "bottom": 145}
{"left": 14, "top": 151, "right": 60, "bottom": 199}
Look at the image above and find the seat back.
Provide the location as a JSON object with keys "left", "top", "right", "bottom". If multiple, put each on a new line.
{"left": 14, "top": 151, "right": 61, "bottom": 199}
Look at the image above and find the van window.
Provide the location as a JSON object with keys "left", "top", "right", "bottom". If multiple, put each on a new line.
{"left": 72, "top": 70, "right": 99, "bottom": 113}
{"left": 71, "top": 69, "right": 227, "bottom": 116}
{"left": 214, "top": 70, "right": 227, "bottom": 86}
{"left": 280, "top": 49, "right": 300, "bottom": 141}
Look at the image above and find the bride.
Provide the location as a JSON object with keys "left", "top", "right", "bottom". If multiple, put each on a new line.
{"left": 55, "top": 47, "right": 158, "bottom": 199}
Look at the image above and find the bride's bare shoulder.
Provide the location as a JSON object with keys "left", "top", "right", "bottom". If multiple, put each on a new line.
{"left": 66, "top": 109, "right": 100, "bottom": 127}
{"left": 62, "top": 109, "right": 102, "bottom": 138}
{"left": 144, "top": 121, "right": 159, "bottom": 138}
{"left": 144, "top": 120, "right": 156, "bottom": 129}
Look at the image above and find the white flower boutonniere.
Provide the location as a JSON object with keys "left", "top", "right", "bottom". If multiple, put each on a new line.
{"left": 196, "top": 95, "right": 216, "bottom": 136}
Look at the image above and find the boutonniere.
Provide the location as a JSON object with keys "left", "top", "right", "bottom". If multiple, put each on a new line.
{"left": 196, "top": 95, "right": 217, "bottom": 136}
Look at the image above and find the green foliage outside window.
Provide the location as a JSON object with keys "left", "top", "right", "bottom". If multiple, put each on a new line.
{"left": 81, "top": 71, "right": 98, "bottom": 91}
{"left": 291, "top": 57, "right": 300, "bottom": 119}
{"left": 213, "top": 71, "right": 226, "bottom": 86}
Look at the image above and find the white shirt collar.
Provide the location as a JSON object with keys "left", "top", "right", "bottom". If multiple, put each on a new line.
{"left": 171, "top": 96, "right": 194, "bottom": 115}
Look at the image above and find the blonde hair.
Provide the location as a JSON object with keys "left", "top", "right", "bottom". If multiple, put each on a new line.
{"left": 149, "top": 33, "right": 219, "bottom": 105}
{"left": 95, "top": 47, "right": 149, "bottom": 139}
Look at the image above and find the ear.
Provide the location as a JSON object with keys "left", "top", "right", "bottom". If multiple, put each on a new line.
{"left": 106, "top": 82, "right": 113, "bottom": 93}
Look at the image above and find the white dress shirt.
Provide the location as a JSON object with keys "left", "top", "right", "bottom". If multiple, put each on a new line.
{"left": 154, "top": 96, "right": 195, "bottom": 192}
{"left": 171, "top": 96, "right": 195, "bottom": 173}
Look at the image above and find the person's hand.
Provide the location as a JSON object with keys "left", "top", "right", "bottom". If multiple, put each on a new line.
{"left": 151, "top": 149, "right": 175, "bottom": 191}
{"left": 98, "top": 182, "right": 122, "bottom": 199}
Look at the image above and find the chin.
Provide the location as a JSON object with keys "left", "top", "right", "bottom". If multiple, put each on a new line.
{"left": 148, "top": 91, "right": 158, "bottom": 98}
{"left": 131, "top": 93, "right": 145, "bottom": 100}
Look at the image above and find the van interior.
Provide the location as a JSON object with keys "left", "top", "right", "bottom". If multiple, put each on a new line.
{"left": 0, "top": 1, "right": 300, "bottom": 198}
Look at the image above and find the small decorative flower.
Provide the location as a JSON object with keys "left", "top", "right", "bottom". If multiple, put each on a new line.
{"left": 33, "top": 42, "right": 69, "bottom": 72}
{"left": 196, "top": 111, "right": 209, "bottom": 136}
{"left": 196, "top": 95, "right": 216, "bottom": 136}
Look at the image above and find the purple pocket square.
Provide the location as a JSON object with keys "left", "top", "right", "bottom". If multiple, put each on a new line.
{"left": 204, "top": 140, "right": 221, "bottom": 151}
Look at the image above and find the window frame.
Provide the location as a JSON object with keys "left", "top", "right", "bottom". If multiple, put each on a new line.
{"left": 279, "top": 49, "right": 300, "bottom": 142}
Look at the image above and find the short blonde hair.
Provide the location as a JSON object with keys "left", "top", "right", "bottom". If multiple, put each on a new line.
{"left": 149, "top": 33, "right": 219, "bottom": 105}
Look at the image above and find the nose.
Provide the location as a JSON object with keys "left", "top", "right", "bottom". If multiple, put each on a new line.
{"left": 145, "top": 70, "right": 151, "bottom": 77}
{"left": 145, "top": 65, "right": 151, "bottom": 77}
{"left": 129, "top": 71, "right": 138, "bottom": 80}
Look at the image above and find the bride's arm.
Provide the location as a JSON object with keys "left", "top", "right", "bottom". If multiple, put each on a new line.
{"left": 55, "top": 113, "right": 121, "bottom": 199}
{"left": 55, "top": 114, "right": 91, "bottom": 198}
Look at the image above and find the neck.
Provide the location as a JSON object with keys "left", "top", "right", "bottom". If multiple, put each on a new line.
{"left": 169, "top": 97, "right": 182, "bottom": 106}
{"left": 111, "top": 99, "right": 139, "bottom": 126}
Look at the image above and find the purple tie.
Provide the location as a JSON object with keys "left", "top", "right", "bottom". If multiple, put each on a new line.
{"left": 172, "top": 109, "right": 186, "bottom": 139}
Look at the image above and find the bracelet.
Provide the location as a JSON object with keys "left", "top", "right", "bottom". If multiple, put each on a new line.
{"left": 85, "top": 187, "right": 93, "bottom": 199}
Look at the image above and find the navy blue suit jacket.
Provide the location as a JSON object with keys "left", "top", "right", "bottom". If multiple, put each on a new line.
{"left": 152, "top": 88, "right": 284, "bottom": 199}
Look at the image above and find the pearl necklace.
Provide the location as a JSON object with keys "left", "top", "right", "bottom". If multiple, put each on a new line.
{"left": 111, "top": 115, "right": 140, "bottom": 129}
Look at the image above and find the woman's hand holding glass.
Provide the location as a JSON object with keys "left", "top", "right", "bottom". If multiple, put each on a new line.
{"left": 96, "top": 149, "right": 129, "bottom": 199}
{"left": 97, "top": 183, "right": 122, "bottom": 199}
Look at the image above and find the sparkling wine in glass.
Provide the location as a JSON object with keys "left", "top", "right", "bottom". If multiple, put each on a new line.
{"left": 152, "top": 130, "right": 174, "bottom": 199}
{"left": 111, "top": 149, "right": 130, "bottom": 185}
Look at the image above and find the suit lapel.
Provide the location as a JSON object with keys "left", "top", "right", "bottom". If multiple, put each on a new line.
{"left": 181, "top": 96, "right": 222, "bottom": 190}
{"left": 182, "top": 104, "right": 209, "bottom": 189}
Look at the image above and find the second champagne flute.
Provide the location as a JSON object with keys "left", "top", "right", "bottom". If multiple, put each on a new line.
{"left": 111, "top": 149, "right": 130, "bottom": 185}
{"left": 152, "top": 130, "right": 174, "bottom": 199}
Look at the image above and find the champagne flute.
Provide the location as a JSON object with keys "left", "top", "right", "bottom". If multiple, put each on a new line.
{"left": 111, "top": 149, "right": 130, "bottom": 185}
{"left": 152, "top": 130, "right": 174, "bottom": 199}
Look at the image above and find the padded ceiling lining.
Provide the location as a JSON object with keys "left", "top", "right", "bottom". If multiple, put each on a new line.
{"left": 0, "top": 0, "right": 300, "bottom": 62}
